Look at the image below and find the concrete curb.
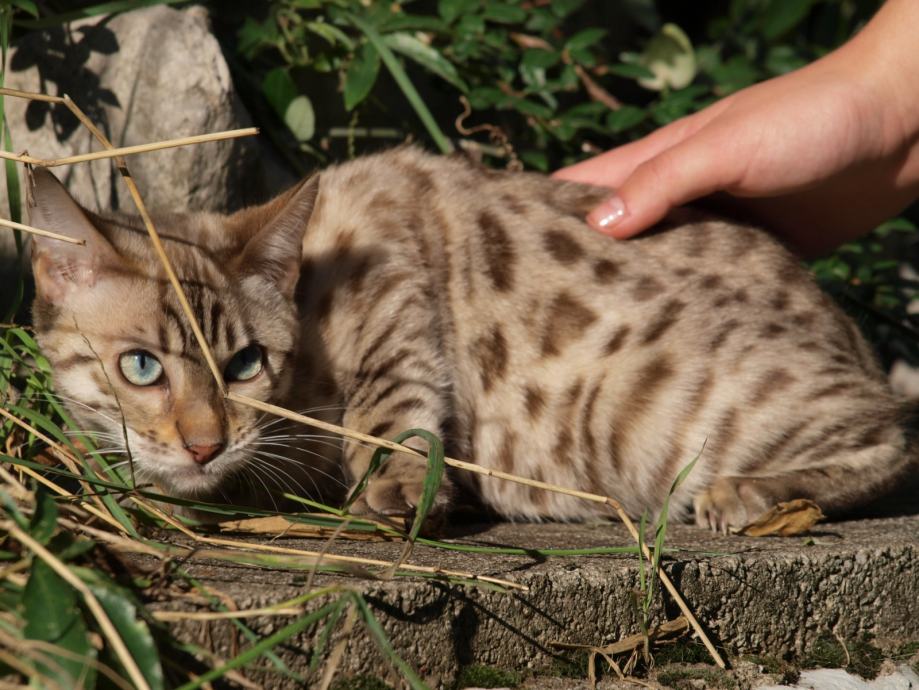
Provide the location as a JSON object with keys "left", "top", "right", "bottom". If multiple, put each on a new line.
{"left": 149, "top": 515, "right": 919, "bottom": 687}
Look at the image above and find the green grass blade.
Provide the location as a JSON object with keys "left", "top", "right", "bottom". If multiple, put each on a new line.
{"left": 174, "top": 600, "right": 344, "bottom": 690}
{"left": 351, "top": 592, "right": 429, "bottom": 690}
{"left": 649, "top": 444, "right": 704, "bottom": 608}
{"left": 638, "top": 510, "right": 647, "bottom": 607}
{"left": 182, "top": 575, "right": 307, "bottom": 683}
{"left": 347, "top": 13, "right": 454, "bottom": 154}
{"left": 0, "top": 2, "right": 24, "bottom": 321}
{"left": 343, "top": 428, "right": 445, "bottom": 540}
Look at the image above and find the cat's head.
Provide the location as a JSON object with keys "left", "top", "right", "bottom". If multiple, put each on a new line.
{"left": 28, "top": 168, "right": 321, "bottom": 502}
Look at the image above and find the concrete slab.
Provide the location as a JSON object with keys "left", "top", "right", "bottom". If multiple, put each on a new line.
{"left": 149, "top": 515, "right": 919, "bottom": 688}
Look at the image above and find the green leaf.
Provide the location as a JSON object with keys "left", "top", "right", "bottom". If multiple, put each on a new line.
{"left": 762, "top": 0, "right": 814, "bottom": 41}
{"left": 237, "top": 16, "right": 274, "bottom": 59}
{"left": 23, "top": 559, "right": 96, "bottom": 688}
{"left": 550, "top": 0, "right": 585, "bottom": 18}
{"left": 456, "top": 13, "right": 485, "bottom": 36}
{"left": 382, "top": 32, "right": 468, "bottom": 92}
{"left": 637, "top": 23, "right": 696, "bottom": 91}
{"left": 607, "top": 62, "right": 655, "bottom": 80}
{"left": 14, "top": 0, "right": 187, "bottom": 29}
{"left": 10, "top": 0, "right": 39, "bottom": 17}
{"left": 483, "top": 2, "right": 527, "bottom": 23}
{"left": 29, "top": 486, "right": 58, "bottom": 545}
{"left": 348, "top": 14, "right": 454, "bottom": 153}
{"left": 521, "top": 48, "right": 560, "bottom": 70}
{"left": 520, "top": 149, "right": 549, "bottom": 171}
{"left": 606, "top": 105, "right": 647, "bottom": 133}
{"left": 306, "top": 20, "right": 354, "bottom": 50}
{"left": 261, "top": 69, "right": 315, "bottom": 142}
{"left": 765, "top": 45, "right": 807, "bottom": 75}
{"left": 710, "top": 55, "right": 759, "bottom": 95}
{"left": 0, "top": 489, "right": 29, "bottom": 531}
{"left": 344, "top": 41, "right": 381, "bottom": 110}
{"left": 91, "top": 585, "right": 165, "bottom": 690}
{"left": 262, "top": 67, "right": 298, "bottom": 120}
{"left": 565, "top": 28, "right": 606, "bottom": 53}
{"left": 380, "top": 14, "right": 448, "bottom": 34}
{"left": 285, "top": 95, "right": 315, "bottom": 142}
{"left": 467, "top": 86, "right": 506, "bottom": 108}
{"left": 512, "top": 97, "right": 553, "bottom": 118}
{"left": 438, "top": 0, "right": 479, "bottom": 23}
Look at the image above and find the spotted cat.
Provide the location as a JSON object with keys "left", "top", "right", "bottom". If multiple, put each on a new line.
{"left": 27, "top": 148, "right": 912, "bottom": 529}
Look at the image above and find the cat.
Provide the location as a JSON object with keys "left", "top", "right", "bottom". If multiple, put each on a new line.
{"left": 26, "top": 147, "right": 913, "bottom": 530}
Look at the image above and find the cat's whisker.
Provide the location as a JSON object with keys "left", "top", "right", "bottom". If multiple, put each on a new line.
{"left": 252, "top": 405, "right": 348, "bottom": 433}
{"left": 254, "top": 439, "right": 347, "bottom": 456}
{"left": 39, "top": 391, "right": 121, "bottom": 427}
{"left": 252, "top": 456, "right": 326, "bottom": 503}
{"left": 250, "top": 457, "right": 312, "bottom": 501}
{"left": 249, "top": 449, "right": 347, "bottom": 490}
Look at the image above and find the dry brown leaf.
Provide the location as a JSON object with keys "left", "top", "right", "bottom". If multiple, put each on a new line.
{"left": 737, "top": 499, "right": 825, "bottom": 537}
{"left": 217, "top": 515, "right": 396, "bottom": 541}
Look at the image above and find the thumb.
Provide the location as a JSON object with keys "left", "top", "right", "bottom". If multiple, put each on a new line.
{"left": 586, "top": 136, "right": 732, "bottom": 239}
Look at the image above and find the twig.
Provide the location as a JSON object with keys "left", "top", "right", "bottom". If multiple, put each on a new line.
{"left": 5, "top": 522, "right": 152, "bottom": 690}
{"left": 152, "top": 607, "right": 304, "bottom": 622}
{"left": 0, "top": 129, "right": 258, "bottom": 168}
{"left": 552, "top": 616, "right": 689, "bottom": 656}
{"left": 0, "top": 217, "right": 83, "bottom": 244}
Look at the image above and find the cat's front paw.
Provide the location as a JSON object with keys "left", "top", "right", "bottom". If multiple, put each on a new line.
{"left": 349, "top": 470, "right": 453, "bottom": 523}
{"left": 693, "top": 477, "right": 771, "bottom": 533}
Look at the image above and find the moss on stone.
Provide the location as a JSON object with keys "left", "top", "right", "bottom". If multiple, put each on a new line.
{"left": 330, "top": 675, "right": 392, "bottom": 690}
{"left": 802, "top": 635, "right": 884, "bottom": 679}
{"left": 656, "top": 665, "right": 737, "bottom": 689}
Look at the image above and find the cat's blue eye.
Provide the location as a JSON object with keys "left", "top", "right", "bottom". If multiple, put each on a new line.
{"left": 225, "top": 344, "right": 263, "bottom": 382}
{"left": 119, "top": 350, "right": 164, "bottom": 387}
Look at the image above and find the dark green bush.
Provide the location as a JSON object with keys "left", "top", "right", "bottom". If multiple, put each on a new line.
{"left": 215, "top": 0, "right": 919, "bottom": 366}
{"left": 22, "top": 0, "right": 919, "bottom": 366}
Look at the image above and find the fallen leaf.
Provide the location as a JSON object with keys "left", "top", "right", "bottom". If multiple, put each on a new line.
{"left": 737, "top": 499, "right": 825, "bottom": 537}
{"left": 217, "top": 515, "right": 397, "bottom": 541}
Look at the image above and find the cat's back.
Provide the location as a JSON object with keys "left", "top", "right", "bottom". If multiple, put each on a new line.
{"left": 310, "top": 148, "right": 904, "bottom": 524}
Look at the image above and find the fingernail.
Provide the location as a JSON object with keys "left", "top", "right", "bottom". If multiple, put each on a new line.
{"left": 588, "top": 196, "right": 627, "bottom": 231}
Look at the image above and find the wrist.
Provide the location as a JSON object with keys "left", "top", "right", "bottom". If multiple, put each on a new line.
{"left": 837, "top": 0, "right": 919, "bottom": 190}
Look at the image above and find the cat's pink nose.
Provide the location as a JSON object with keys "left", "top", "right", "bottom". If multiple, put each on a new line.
{"left": 185, "top": 443, "right": 223, "bottom": 465}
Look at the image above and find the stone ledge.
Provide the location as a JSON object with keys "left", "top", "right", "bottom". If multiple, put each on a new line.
{"left": 147, "top": 515, "right": 919, "bottom": 687}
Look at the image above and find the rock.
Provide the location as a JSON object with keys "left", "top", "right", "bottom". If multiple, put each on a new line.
{"left": 758, "top": 666, "right": 919, "bottom": 690}
{"left": 0, "top": 4, "right": 295, "bottom": 313}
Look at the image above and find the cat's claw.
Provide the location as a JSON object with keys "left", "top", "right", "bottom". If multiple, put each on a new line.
{"left": 693, "top": 477, "right": 771, "bottom": 534}
{"left": 349, "top": 475, "right": 453, "bottom": 521}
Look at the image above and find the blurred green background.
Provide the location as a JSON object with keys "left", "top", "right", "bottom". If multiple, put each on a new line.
{"left": 9, "top": 0, "right": 919, "bottom": 368}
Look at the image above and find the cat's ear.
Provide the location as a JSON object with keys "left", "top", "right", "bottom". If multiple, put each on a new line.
{"left": 235, "top": 174, "right": 319, "bottom": 297}
{"left": 27, "top": 168, "right": 119, "bottom": 303}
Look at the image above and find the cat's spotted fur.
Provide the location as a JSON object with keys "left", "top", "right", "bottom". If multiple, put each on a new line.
{"left": 28, "top": 148, "right": 912, "bottom": 529}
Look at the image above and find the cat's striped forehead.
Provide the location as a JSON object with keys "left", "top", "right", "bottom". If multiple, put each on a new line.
{"left": 156, "top": 279, "right": 248, "bottom": 358}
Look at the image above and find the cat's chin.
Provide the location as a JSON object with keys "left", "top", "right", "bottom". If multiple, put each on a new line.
{"left": 151, "top": 461, "right": 238, "bottom": 499}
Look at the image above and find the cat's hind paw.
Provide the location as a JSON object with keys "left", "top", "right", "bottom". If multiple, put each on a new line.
{"left": 693, "top": 477, "right": 771, "bottom": 533}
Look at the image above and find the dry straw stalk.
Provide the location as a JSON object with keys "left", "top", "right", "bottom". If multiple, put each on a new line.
{"left": 0, "top": 216, "right": 82, "bottom": 244}
{"left": 0, "top": 86, "right": 725, "bottom": 669}
{"left": 0, "top": 128, "right": 257, "bottom": 168}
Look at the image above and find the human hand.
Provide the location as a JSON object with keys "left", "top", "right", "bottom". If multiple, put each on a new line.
{"left": 554, "top": 0, "right": 919, "bottom": 257}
